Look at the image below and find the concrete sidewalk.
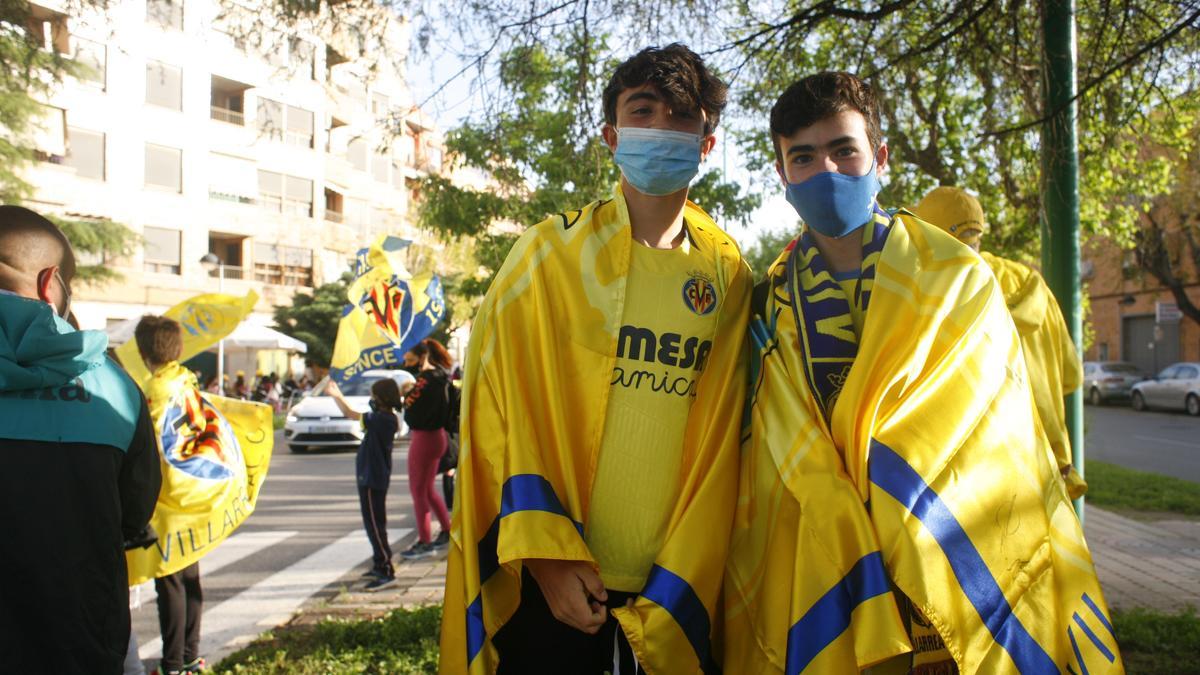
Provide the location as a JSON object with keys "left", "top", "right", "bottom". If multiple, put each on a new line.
{"left": 278, "top": 504, "right": 1199, "bottom": 633}
{"left": 1085, "top": 506, "right": 1200, "bottom": 612}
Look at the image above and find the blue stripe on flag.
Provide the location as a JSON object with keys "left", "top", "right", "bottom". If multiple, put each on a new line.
{"left": 1068, "top": 626, "right": 1090, "bottom": 675}
{"left": 466, "top": 594, "right": 486, "bottom": 663}
{"left": 785, "top": 551, "right": 891, "bottom": 675}
{"left": 467, "top": 474, "right": 582, "bottom": 665}
{"left": 1082, "top": 593, "right": 1115, "bottom": 636}
{"left": 640, "top": 565, "right": 721, "bottom": 675}
{"left": 1073, "top": 612, "right": 1116, "bottom": 663}
{"left": 868, "top": 440, "right": 1058, "bottom": 674}
{"left": 501, "top": 473, "right": 584, "bottom": 535}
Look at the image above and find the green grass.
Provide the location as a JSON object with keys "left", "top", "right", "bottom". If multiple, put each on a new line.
{"left": 1114, "top": 607, "right": 1200, "bottom": 674}
{"left": 214, "top": 606, "right": 441, "bottom": 674}
{"left": 212, "top": 602, "right": 1200, "bottom": 674}
{"left": 272, "top": 413, "right": 287, "bottom": 430}
{"left": 1086, "top": 460, "right": 1200, "bottom": 516}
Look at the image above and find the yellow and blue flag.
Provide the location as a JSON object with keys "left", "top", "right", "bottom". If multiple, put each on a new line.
{"left": 115, "top": 291, "right": 259, "bottom": 385}
{"left": 440, "top": 186, "right": 750, "bottom": 674}
{"left": 724, "top": 210, "right": 1122, "bottom": 674}
{"left": 329, "top": 235, "right": 444, "bottom": 385}
{"left": 126, "top": 362, "right": 274, "bottom": 584}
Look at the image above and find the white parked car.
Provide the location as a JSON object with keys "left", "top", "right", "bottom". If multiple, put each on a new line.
{"left": 1130, "top": 362, "right": 1200, "bottom": 416}
{"left": 1082, "top": 361, "right": 1143, "bottom": 405}
{"left": 283, "top": 369, "right": 415, "bottom": 453}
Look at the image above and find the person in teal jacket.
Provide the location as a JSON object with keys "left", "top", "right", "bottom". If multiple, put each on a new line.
{"left": 0, "top": 205, "right": 161, "bottom": 675}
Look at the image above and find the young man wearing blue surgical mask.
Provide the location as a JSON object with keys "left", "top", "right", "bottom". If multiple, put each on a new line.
{"left": 723, "top": 72, "right": 1121, "bottom": 674}
{"left": 440, "top": 44, "right": 750, "bottom": 674}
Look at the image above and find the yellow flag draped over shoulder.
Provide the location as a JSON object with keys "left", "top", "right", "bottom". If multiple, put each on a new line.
{"left": 114, "top": 291, "right": 258, "bottom": 385}
{"left": 725, "top": 213, "right": 1122, "bottom": 674}
{"left": 126, "top": 362, "right": 274, "bottom": 584}
{"left": 440, "top": 186, "right": 750, "bottom": 674}
{"left": 982, "top": 251, "right": 1086, "bottom": 498}
{"left": 330, "top": 235, "right": 445, "bottom": 385}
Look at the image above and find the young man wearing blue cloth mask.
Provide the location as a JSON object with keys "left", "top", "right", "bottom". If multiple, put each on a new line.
{"left": 724, "top": 72, "right": 1122, "bottom": 674}
{"left": 440, "top": 44, "right": 751, "bottom": 674}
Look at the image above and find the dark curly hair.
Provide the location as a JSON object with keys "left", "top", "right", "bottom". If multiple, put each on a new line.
{"left": 769, "top": 71, "right": 883, "bottom": 167}
{"left": 602, "top": 43, "right": 728, "bottom": 136}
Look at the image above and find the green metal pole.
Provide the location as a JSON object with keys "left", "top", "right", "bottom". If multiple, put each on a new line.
{"left": 1041, "top": 0, "right": 1085, "bottom": 520}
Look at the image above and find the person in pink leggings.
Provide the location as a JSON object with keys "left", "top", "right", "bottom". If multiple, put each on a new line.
{"left": 399, "top": 338, "right": 454, "bottom": 559}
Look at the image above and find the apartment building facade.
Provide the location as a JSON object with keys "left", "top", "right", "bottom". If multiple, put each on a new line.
{"left": 21, "top": 0, "right": 444, "bottom": 337}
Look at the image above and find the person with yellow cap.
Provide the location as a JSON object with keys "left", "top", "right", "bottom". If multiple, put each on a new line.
{"left": 912, "top": 185, "right": 1086, "bottom": 499}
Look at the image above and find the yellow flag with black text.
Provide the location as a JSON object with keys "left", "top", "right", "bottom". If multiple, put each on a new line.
{"left": 126, "top": 362, "right": 273, "bottom": 584}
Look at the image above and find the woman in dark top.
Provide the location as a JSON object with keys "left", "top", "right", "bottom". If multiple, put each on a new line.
{"left": 398, "top": 338, "right": 454, "bottom": 560}
{"left": 328, "top": 377, "right": 403, "bottom": 590}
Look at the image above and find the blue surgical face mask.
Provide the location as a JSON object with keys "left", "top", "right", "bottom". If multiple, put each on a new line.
{"left": 785, "top": 159, "right": 881, "bottom": 238}
{"left": 613, "top": 127, "right": 703, "bottom": 197}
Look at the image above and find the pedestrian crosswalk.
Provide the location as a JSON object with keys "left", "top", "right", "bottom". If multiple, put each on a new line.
{"left": 136, "top": 526, "right": 414, "bottom": 663}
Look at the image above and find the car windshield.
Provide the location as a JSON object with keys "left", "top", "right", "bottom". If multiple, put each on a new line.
{"left": 1103, "top": 364, "right": 1139, "bottom": 374}
{"left": 317, "top": 377, "right": 384, "bottom": 397}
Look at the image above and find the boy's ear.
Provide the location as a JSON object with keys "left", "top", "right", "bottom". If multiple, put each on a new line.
{"left": 699, "top": 134, "right": 717, "bottom": 161}
{"left": 601, "top": 124, "right": 618, "bottom": 152}
{"left": 775, "top": 162, "right": 788, "bottom": 185}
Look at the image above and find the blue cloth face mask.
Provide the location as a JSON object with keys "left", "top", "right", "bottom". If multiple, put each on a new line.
{"left": 614, "top": 127, "right": 703, "bottom": 196}
{"left": 785, "top": 160, "right": 881, "bottom": 238}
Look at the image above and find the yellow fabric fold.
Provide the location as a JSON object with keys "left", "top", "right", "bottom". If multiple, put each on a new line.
{"left": 725, "top": 215, "right": 1122, "bottom": 674}
{"left": 126, "top": 362, "right": 274, "bottom": 584}
{"left": 982, "top": 251, "right": 1086, "bottom": 498}
{"left": 440, "top": 185, "right": 750, "bottom": 674}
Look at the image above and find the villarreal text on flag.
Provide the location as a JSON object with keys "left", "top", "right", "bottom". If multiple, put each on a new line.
{"left": 127, "top": 363, "right": 273, "bottom": 584}
{"left": 329, "top": 234, "right": 445, "bottom": 385}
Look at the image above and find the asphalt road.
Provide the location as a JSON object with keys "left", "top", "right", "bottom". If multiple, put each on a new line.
{"left": 1085, "top": 403, "right": 1200, "bottom": 482}
{"left": 131, "top": 430, "right": 421, "bottom": 669}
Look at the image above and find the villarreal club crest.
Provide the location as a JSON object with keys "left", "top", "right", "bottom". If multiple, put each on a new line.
{"left": 682, "top": 272, "right": 718, "bottom": 316}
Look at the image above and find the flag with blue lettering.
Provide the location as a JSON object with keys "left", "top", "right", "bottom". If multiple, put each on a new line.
{"left": 329, "top": 235, "right": 444, "bottom": 386}
{"left": 115, "top": 291, "right": 259, "bottom": 385}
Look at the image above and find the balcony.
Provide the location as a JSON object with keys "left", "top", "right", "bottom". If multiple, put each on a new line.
{"left": 206, "top": 264, "right": 246, "bottom": 280}
{"left": 325, "top": 210, "right": 344, "bottom": 223}
{"left": 211, "top": 105, "right": 245, "bottom": 126}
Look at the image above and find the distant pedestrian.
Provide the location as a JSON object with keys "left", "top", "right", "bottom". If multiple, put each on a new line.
{"left": 134, "top": 316, "right": 206, "bottom": 675}
{"left": 327, "top": 377, "right": 404, "bottom": 591}
{"left": 0, "top": 205, "right": 161, "bottom": 674}
{"left": 397, "top": 338, "right": 454, "bottom": 560}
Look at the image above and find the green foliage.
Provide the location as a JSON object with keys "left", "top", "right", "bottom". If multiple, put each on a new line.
{"left": 215, "top": 605, "right": 442, "bottom": 674}
{"left": 417, "top": 32, "right": 759, "bottom": 305}
{"left": 743, "top": 225, "right": 796, "bottom": 282}
{"left": 1113, "top": 606, "right": 1200, "bottom": 675}
{"left": 0, "top": 1, "right": 93, "bottom": 202}
{"left": 273, "top": 274, "right": 351, "bottom": 368}
{"left": 51, "top": 215, "right": 139, "bottom": 285}
{"left": 1085, "top": 459, "right": 1200, "bottom": 516}
{"left": 725, "top": 0, "right": 1200, "bottom": 264}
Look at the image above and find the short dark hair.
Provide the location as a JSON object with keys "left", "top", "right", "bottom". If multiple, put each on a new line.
{"left": 134, "top": 315, "right": 183, "bottom": 366}
{"left": 602, "top": 43, "right": 728, "bottom": 136}
{"left": 769, "top": 72, "right": 883, "bottom": 166}
{"left": 0, "top": 205, "right": 76, "bottom": 280}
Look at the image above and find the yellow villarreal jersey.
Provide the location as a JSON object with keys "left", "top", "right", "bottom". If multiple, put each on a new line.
{"left": 586, "top": 235, "right": 723, "bottom": 592}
